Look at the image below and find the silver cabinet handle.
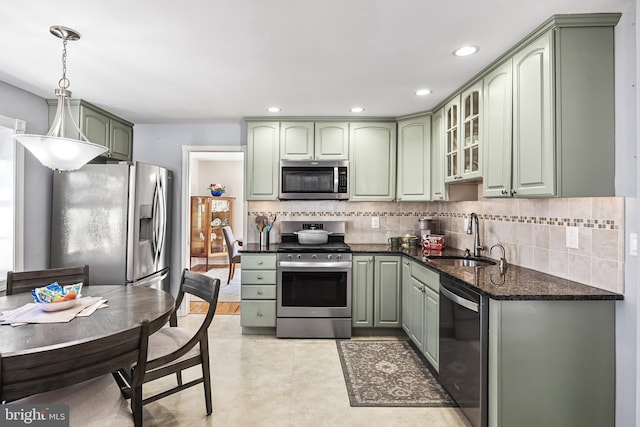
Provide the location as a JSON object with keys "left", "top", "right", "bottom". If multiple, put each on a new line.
{"left": 501, "top": 189, "right": 508, "bottom": 195}
{"left": 257, "top": 311, "right": 263, "bottom": 317}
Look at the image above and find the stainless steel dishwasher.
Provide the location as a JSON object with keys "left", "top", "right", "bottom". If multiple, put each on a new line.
{"left": 439, "top": 275, "right": 488, "bottom": 427}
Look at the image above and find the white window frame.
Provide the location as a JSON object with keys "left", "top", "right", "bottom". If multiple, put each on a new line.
{"left": 0, "top": 114, "right": 26, "bottom": 291}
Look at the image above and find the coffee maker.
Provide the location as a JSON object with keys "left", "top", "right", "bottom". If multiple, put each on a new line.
{"left": 418, "top": 217, "right": 437, "bottom": 241}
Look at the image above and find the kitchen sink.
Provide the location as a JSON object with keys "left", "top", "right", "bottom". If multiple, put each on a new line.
{"left": 425, "top": 255, "right": 497, "bottom": 267}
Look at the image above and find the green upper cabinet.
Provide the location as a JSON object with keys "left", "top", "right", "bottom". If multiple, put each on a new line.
{"left": 47, "top": 99, "right": 133, "bottom": 161}
{"left": 511, "top": 31, "right": 555, "bottom": 197}
{"left": 430, "top": 108, "right": 446, "bottom": 201}
{"left": 397, "top": 116, "right": 431, "bottom": 201}
{"left": 280, "top": 122, "right": 348, "bottom": 160}
{"left": 484, "top": 17, "right": 617, "bottom": 198}
{"left": 279, "top": 122, "right": 315, "bottom": 160}
{"left": 247, "top": 122, "right": 280, "bottom": 200}
{"left": 314, "top": 122, "right": 349, "bottom": 159}
{"left": 444, "top": 82, "right": 482, "bottom": 183}
{"left": 349, "top": 122, "right": 397, "bottom": 201}
{"left": 483, "top": 60, "right": 514, "bottom": 198}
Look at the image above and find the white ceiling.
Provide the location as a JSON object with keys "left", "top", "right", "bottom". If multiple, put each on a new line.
{"left": 0, "top": 0, "right": 631, "bottom": 124}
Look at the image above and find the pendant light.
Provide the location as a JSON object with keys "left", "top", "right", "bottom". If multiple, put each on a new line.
{"left": 13, "top": 26, "right": 107, "bottom": 171}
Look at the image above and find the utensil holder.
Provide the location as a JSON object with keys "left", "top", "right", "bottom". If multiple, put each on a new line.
{"left": 259, "top": 231, "right": 269, "bottom": 249}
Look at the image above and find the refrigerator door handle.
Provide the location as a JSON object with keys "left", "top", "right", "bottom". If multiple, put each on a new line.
{"left": 156, "top": 174, "right": 167, "bottom": 263}
{"left": 151, "top": 175, "right": 163, "bottom": 267}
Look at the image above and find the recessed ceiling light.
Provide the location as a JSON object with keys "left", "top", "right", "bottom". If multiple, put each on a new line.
{"left": 350, "top": 107, "right": 365, "bottom": 113}
{"left": 267, "top": 106, "right": 281, "bottom": 113}
{"left": 415, "top": 89, "right": 432, "bottom": 96}
{"left": 453, "top": 45, "right": 479, "bottom": 57}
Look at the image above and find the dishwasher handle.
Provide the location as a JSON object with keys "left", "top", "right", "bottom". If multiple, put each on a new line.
{"left": 440, "top": 285, "right": 479, "bottom": 313}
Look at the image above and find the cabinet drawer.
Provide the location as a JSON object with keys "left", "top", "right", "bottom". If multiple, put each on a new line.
{"left": 241, "top": 284, "right": 276, "bottom": 300}
{"left": 241, "top": 301, "right": 276, "bottom": 327}
{"left": 241, "top": 255, "right": 276, "bottom": 270}
{"left": 412, "top": 262, "right": 439, "bottom": 292}
{"left": 241, "top": 270, "right": 276, "bottom": 285}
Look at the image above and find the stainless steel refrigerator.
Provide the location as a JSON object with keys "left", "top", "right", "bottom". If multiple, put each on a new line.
{"left": 51, "top": 162, "right": 172, "bottom": 291}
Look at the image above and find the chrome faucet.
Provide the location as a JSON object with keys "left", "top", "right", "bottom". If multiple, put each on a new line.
{"left": 466, "top": 213, "right": 484, "bottom": 257}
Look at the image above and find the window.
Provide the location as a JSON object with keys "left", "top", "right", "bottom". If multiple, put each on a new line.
{"left": 0, "top": 114, "right": 25, "bottom": 291}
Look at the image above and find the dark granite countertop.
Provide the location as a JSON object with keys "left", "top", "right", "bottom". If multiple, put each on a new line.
{"left": 240, "top": 243, "right": 280, "bottom": 253}
{"left": 349, "top": 244, "right": 623, "bottom": 301}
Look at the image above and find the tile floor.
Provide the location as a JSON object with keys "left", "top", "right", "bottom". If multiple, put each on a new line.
{"left": 140, "top": 314, "right": 471, "bottom": 427}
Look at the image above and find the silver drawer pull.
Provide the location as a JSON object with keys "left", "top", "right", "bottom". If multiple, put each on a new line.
{"left": 257, "top": 291, "right": 263, "bottom": 295}
{"left": 257, "top": 260, "right": 263, "bottom": 265}
{"left": 257, "top": 311, "right": 263, "bottom": 317}
{"left": 257, "top": 275, "right": 263, "bottom": 279}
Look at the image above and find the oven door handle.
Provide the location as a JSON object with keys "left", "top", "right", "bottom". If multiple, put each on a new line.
{"left": 277, "top": 261, "right": 352, "bottom": 269}
{"left": 440, "top": 286, "right": 479, "bottom": 312}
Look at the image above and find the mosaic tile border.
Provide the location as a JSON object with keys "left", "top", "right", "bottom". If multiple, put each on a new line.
{"left": 247, "top": 210, "right": 619, "bottom": 230}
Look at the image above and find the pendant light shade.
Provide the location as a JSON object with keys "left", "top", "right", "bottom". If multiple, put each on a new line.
{"left": 13, "top": 26, "right": 107, "bottom": 171}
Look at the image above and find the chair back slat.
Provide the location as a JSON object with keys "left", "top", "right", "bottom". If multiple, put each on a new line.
{"left": 146, "top": 269, "right": 220, "bottom": 371}
{"left": 0, "top": 320, "right": 149, "bottom": 403}
{"left": 6, "top": 265, "right": 90, "bottom": 296}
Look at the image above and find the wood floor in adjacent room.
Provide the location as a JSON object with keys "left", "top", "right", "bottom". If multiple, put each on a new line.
{"left": 191, "top": 301, "right": 240, "bottom": 315}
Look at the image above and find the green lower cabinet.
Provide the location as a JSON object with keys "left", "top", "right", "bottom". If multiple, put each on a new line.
{"left": 488, "top": 299, "right": 615, "bottom": 427}
{"left": 240, "top": 254, "right": 277, "bottom": 330}
{"left": 352, "top": 255, "right": 401, "bottom": 328}
{"left": 373, "top": 256, "right": 402, "bottom": 328}
{"left": 352, "top": 256, "right": 374, "bottom": 327}
{"left": 404, "top": 261, "right": 439, "bottom": 372}
{"left": 423, "top": 286, "right": 439, "bottom": 370}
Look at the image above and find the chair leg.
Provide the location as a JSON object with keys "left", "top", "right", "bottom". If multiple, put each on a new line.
{"left": 227, "top": 263, "right": 234, "bottom": 285}
{"left": 177, "top": 371, "right": 183, "bottom": 386}
{"left": 132, "top": 385, "right": 143, "bottom": 427}
{"left": 201, "top": 340, "right": 213, "bottom": 415}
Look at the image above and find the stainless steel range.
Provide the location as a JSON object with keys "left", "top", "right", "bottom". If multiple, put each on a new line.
{"left": 276, "top": 221, "right": 352, "bottom": 338}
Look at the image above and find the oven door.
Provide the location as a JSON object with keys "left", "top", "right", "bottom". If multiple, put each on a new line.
{"left": 277, "top": 264, "right": 351, "bottom": 318}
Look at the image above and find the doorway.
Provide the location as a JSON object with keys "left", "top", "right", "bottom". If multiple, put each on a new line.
{"left": 181, "top": 146, "right": 246, "bottom": 314}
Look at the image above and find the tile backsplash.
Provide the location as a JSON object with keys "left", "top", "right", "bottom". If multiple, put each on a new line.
{"left": 248, "top": 189, "right": 625, "bottom": 293}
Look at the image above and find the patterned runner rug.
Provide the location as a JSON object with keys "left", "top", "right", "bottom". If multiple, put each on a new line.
{"left": 336, "top": 340, "right": 456, "bottom": 407}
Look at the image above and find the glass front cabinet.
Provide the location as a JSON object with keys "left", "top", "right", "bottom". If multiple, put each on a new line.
{"left": 444, "top": 82, "right": 482, "bottom": 183}
{"left": 190, "top": 196, "right": 235, "bottom": 270}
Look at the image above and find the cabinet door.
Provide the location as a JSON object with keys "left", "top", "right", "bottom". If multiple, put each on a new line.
{"left": 349, "top": 122, "right": 396, "bottom": 201}
{"left": 81, "top": 105, "right": 110, "bottom": 149}
{"left": 460, "top": 83, "right": 482, "bottom": 180}
{"left": 430, "top": 108, "right": 445, "bottom": 201}
{"left": 410, "top": 277, "right": 426, "bottom": 350}
{"left": 247, "top": 122, "right": 280, "bottom": 200}
{"left": 424, "top": 286, "right": 439, "bottom": 371}
{"left": 110, "top": 120, "right": 133, "bottom": 160}
{"left": 374, "top": 256, "right": 401, "bottom": 328}
{"left": 397, "top": 116, "right": 431, "bottom": 201}
{"left": 401, "top": 259, "right": 412, "bottom": 333}
{"left": 512, "top": 31, "right": 555, "bottom": 197}
{"left": 315, "top": 122, "right": 349, "bottom": 159}
{"left": 443, "top": 97, "right": 460, "bottom": 183}
{"left": 190, "top": 197, "right": 208, "bottom": 257}
{"left": 483, "top": 61, "right": 513, "bottom": 198}
{"left": 280, "top": 122, "right": 314, "bottom": 160}
{"left": 209, "top": 197, "right": 233, "bottom": 254}
{"left": 352, "top": 256, "right": 374, "bottom": 327}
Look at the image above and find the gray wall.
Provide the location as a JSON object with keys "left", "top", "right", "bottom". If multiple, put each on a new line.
{"left": 0, "top": 81, "right": 51, "bottom": 270}
{"left": 133, "top": 123, "right": 244, "bottom": 294}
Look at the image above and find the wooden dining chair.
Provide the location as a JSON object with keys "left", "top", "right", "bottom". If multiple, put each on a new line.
{"left": 222, "top": 226, "right": 242, "bottom": 284}
{"left": 6, "top": 264, "right": 90, "bottom": 295}
{"left": 1, "top": 319, "right": 149, "bottom": 427}
{"left": 116, "top": 269, "right": 220, "bottom": 416}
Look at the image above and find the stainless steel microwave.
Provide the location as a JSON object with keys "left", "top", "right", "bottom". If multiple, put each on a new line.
{"left": 279, "top": 160, "right": 349, "bottom": 200}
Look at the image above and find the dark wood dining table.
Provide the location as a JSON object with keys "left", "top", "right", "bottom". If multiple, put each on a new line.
{"left": 0, "top": 285, "right": 175, "bottom": 355}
